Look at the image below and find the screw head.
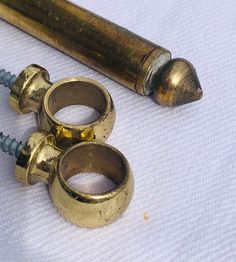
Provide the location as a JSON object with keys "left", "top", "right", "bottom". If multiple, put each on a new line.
{"left": 15, "top": 131, "right": 59, "bottom": 185}
{"left": 8, "top": 64, "right": 51, "bottom": 114}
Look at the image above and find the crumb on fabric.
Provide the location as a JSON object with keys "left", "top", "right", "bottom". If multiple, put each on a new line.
{"left": 143, "top": 212, "right": 150, "bottom": 221}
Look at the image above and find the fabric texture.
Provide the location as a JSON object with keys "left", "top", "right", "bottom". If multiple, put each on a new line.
{"left": 0, "top": 0, "right": 236, "bottom": 261}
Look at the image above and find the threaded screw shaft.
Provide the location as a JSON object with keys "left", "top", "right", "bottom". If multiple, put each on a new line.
{"left": 0, "top": 132, "right": 23, "bottom": 158}
{"left": 0, "top": 68, "right": 17, "bottom": 89}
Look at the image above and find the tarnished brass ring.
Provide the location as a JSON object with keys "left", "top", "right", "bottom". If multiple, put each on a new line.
{"left": 49, "top": 142, "right": 134, "bottom": 228}
{"left": 39, "top": 77, "right": 115, "bottom": 149}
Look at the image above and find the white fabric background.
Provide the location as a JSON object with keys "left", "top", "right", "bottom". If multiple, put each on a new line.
{"left": 0, "top": 0, "right": 236, "bottom": 261}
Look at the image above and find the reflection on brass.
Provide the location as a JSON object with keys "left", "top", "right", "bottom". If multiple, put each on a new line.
{"left": 16, "top": 131, "right": 134, "bottom": 228}
{"left": 9, "top": 64, "right": 115, "bottom": 149}
{"left": 0, "top": 0, "right": 203, "bottom": 106}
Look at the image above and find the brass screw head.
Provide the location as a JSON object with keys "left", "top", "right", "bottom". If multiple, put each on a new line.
{"left": 9, "top": 64, "right": 51, "bottom": 114}
{"left": 15, "top": 131, "right": 60, "bottom": 185}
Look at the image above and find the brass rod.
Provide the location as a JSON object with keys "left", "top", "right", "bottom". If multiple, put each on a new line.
{"left": 0, "top": 0, "right": 202, "bottom": 106}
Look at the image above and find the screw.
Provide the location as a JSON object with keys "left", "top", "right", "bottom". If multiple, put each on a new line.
{"left": 0, "top": 68, "right": 17, "bottom": 89}
{"left": 0, "top": 132, "right": 23, "bottom": 158}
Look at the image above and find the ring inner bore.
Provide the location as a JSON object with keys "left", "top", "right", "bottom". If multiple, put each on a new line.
{"left": 67, "top": 172, "right": 116, "bottom": 193}
{"left": 47, "top": 80, "right": 107, "bottom": 117}
{"left": 55, "top": 105, "right": 100, "bottom": 125}
{"left": 60, "top": 144, "right": 127, "bottom": 188}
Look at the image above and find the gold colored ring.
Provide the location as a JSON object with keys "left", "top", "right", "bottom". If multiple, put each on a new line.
{"left": 39, "top": 77, "right": 115, "bottom": 149}
{"left": 49, "top": 142, "right": 134, "bottom": 228}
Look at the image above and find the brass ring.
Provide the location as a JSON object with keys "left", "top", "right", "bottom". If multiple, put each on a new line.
{"left": 39, "top": 77, "right": 115, "bottom": 149}
{"left": 49, "top": 142, "right": 134, "bottom": 228}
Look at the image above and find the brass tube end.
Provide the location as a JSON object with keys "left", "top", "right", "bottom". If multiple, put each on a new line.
{"left": 136, "top": 48, "right": 171, "bottom": 96}
{"left": 153, "top": 58, "right": 203, "bottom": 106}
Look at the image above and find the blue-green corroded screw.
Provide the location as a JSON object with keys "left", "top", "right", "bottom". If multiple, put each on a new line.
{"left": 0, "top": 132, "right": 23, "bottom": 158}
{"left": 0, "top": 69, "right": 22, "bottom": 157}
{"left": 0, "top": 68, "right": 17, "bottom": 89}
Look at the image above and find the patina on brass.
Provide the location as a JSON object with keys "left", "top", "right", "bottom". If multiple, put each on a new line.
{"left": 9, "top": 64, "right": 115, "bottom": 149}
{"left": 0, "top": 0, "right": 203, "bottom": 106}
{"left": 16, "top": 131, "right": 134, "bottom": 228}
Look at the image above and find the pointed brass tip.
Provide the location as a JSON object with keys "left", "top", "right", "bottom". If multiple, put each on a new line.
{"left": 153, "top": 58, "right": 203, "bottom": 106}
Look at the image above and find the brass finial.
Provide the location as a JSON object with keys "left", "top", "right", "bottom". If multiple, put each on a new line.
{"left": 153, "top": 58, "right": 203, "bottom": 106}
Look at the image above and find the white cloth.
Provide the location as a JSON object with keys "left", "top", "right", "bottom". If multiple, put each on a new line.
{"left": 0, "top": 0, "right": 236, "bottom": 261}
